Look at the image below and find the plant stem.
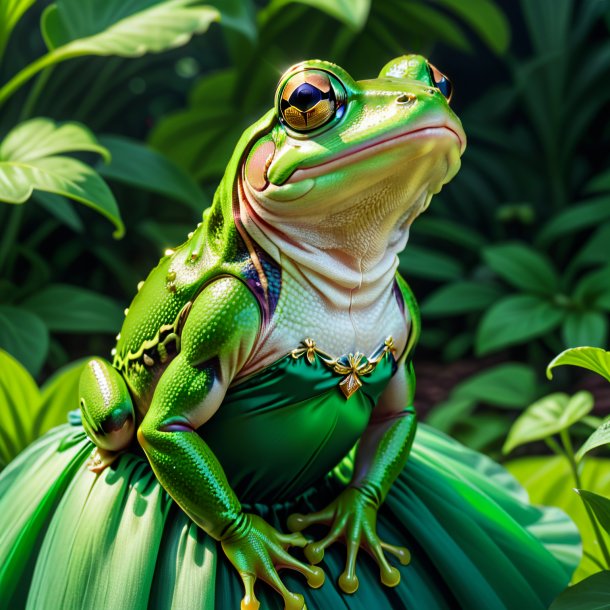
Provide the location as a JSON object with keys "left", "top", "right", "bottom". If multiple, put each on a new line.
{"left": 560, "top": 429, "right": 610, "bottom": 568}
{"left": 545, "top": 436, "right": 564, "bottom": 456}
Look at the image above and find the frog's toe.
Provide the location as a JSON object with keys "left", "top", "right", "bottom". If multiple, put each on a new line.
{"left": 87, "top": 447, "right": 122, "bottom": 473}
{"left": 239, "top": 574, "right": 260, "bottom": 610}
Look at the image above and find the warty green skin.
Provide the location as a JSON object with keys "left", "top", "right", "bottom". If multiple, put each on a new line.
{"left": 78, "top": 54, "right": 464, "bottom": 610}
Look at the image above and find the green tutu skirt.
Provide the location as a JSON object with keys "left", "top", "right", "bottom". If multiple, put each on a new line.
{"left": 0, "top": 423, "right": 579, "bottom": 610}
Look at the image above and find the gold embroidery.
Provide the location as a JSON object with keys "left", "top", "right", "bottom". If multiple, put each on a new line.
{"left": 291, "top": 337, "right": 395, "bottom": 399}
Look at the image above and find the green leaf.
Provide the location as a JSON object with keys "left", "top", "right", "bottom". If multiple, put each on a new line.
{"left": 476, "top": 295, "right": 565, "bottom": 355}
{"left": 0, "top": 118, "right": 110, "bottom": 163}
{"left": 482, "top": 242, "right": 558, "bottom": 294}
{"left": 562, "top": 312, "right": 608, "bottom": 349}
{"left": 97, "top": 135, "right": 206, "bottom": 212}
{"left": 0, "top": 349, "right": 41, "bottom": 468}
{"left": 0, "top": 306, "right": 49, "bottom": 377}
{"left": 399, "top": 245, "right": 463, "bottom": 281}
{"left": 577, "top": 417, "right": 610, "bottom": 461}
{"left": 503, "top": 391, "right": 594, "bottom": 454}
{"left": 550, "top": 571, "right": 610, "bottom": 610}
{"left": 507, "top": 456, "right": 610, "bottom": 581}
{"left": 421, "top": 281, "right": 504, "bottom": 317}
{"left": 0, "top": 119, "right": 123, "bottom": 237}
{"left": 433, "top": 0, "right": 510, "bottom": 54}
{"left": 260, "top": 0, "right": 371, "bottom": 30}
{"left": 537, "top": 198, "right": 610, "bottom": 245}
{"left": 0, "top": 0, "right": 36, "bottom": 59}
{"left": 547, "top": 347, "right": 610, "bottom": 384}
{"left": 577, "top": 490, "right": 610, "bottom": 536}
{"left": 34, "top": 358, "right": 87, "bottom": 437}
{"left": 22, "top": 284, "right": 123, "bottom": 333}
{"left": 41, "top": 0, "right": 220, "bottom": 57}
{"left": 453, "top": 363, "right": 537, "bottom": 409}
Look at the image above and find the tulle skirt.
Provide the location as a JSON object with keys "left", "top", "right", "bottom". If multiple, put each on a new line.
{"left": 0, "top": 423, "right": 579, "bottom": 609}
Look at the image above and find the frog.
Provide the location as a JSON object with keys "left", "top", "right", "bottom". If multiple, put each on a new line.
{"left": 78, "top": 54, "right": 465, "bottom": 610}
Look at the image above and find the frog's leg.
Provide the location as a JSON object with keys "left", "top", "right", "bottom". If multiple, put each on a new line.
{"left": 138, "top": 277, "right": 320, "bottom": 610}
{"left": 79, "top": 357, "right": 135, "bottom": 472}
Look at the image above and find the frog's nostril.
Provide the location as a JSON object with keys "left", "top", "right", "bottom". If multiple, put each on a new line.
{"left": 396, "top": 93, "right": 416, "bottom": 105}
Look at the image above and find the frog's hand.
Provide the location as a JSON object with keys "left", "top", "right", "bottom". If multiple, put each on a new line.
{"left": 137, "top": 277, "right": 320, "bottom": 610}
{"left": 79, "top": 357, "right": 135, "bottom": 454}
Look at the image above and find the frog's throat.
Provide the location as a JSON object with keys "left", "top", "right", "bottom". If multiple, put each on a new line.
{"left": 237, "top": 172, "right": 427, "bottom": 309}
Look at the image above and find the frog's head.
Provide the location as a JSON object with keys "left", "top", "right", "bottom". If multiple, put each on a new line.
{"left": 239, "top": 55, "right": 465, "bottom": 267}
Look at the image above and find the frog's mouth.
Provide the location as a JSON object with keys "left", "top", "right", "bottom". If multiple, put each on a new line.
{"left": 285, "top": 124, "right": 463, "bottom": 184}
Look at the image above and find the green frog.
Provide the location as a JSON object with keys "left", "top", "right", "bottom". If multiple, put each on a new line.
{"left": 78, "top": 54, "right": 463, "bottom": 609}
{"left": 0, "top": 54, "right": 570, "bottom": 610}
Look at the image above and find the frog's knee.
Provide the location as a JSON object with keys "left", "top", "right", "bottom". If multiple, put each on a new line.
{"left": 79, "top": 357, "right": 135, "bottom": 451}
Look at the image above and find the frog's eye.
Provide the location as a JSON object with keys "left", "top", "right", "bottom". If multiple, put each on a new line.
{"left": 278, "top": 69, "right": 346, "bottom": 132}
{"left": 428, "top": 63, "right": 453, "bottom": 102}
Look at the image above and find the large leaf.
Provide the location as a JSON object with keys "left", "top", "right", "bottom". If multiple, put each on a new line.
{"left": 421, "top": 281, "right": 503, "bottom": 317}
{"left": 97, "top": 135, "right": 207, "bottom": 212}
{"left": 0, "top": 118, "right": 109, "bottom": 162}
{"left": 482, "top": 242, "right": 558, "bottom": 295}
{"left": 503, "top": 391, "right": 594, "bottom": 454}
{"left": 476, "top": 295, "right": 565, "bottom": 355}
{"left": 577, "top": 417, "right": 610, "bottom": 462}
{"left": 452, "top": 363, "right": 537, "bottom": 409}
{"left": 260, "top": 0, "right": 371, "bottom": 30}
{"left": 507, "top": 456, "right": 610, "bottom": 581}
{"left": 22, "top": 284, "right": 123, "bottom": 333}
{"left": 550, "top": 571, "right": 610, "bottom": 610}
{"left": 0, "top": 349, "right": 41, "bottom": 469}
{"left": 433, "top": 0, "right": 510, "bottom": 54}
{"left": 0, "top": 306, "right": 49, "bottom": 377}
{"left": 577, "top": 490, "right": 610, "bottom": 537}
{"left": 41, "top": 0, "right": 220, "bottom": 57}
{"left": 0, "top": 119, "right": 123, "bottom": 237}
{"left": 34, "top": 358, "right": 87, "bottom": 437}
{"left": 547, "top": 347, "right": 610, "bottom": 384}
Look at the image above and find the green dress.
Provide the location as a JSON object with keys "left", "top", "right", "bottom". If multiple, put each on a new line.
{"left": 0, "top": 342, "right": 579, "bottom": 609}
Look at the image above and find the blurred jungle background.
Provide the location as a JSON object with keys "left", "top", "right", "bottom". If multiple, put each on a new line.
{"left": 1, "top": 0, "right": 610, "bottom": 602}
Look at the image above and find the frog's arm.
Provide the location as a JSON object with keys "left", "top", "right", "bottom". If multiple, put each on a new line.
{"left": 288, "top": 274, "right": 419, "bottom": 593}
{"left": 138, "top": 276, "right": 323, "bottom": 609}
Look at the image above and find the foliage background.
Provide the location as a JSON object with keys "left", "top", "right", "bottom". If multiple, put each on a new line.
{"left": 1, "top": 0, "right": 610, "bottom": 600}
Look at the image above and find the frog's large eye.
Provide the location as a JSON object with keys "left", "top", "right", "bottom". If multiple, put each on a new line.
{"left": 428, "top": 63, "right": 453, "bottom": 102}
{"left": 278, "top": 69, "right": 346, "bottom": 132}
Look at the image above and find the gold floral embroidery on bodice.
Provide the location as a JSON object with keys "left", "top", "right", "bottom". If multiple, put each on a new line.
{"left": 291, "top": 337, "right": 396, "bottom": 399}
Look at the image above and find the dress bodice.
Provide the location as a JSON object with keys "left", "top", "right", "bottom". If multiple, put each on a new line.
{"left": 199, "top": 338, "right": 398, "bottom": 503}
